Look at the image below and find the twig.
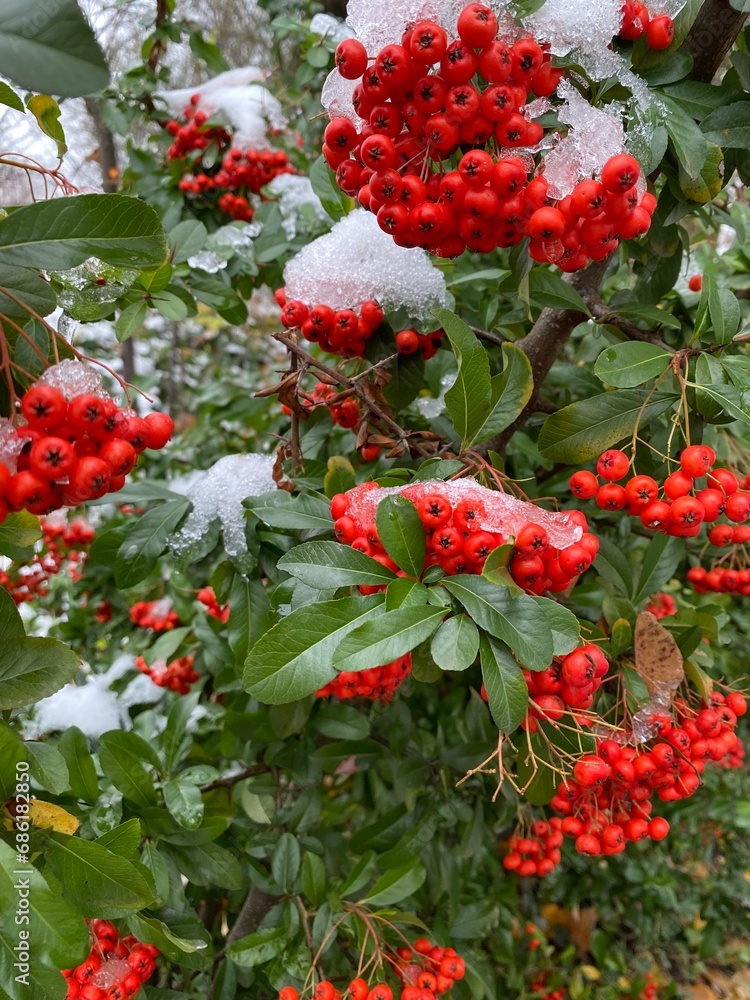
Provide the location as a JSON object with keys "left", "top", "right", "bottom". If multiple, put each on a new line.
{"left": 200, "top": 763, "right": 270, "bottom": 793}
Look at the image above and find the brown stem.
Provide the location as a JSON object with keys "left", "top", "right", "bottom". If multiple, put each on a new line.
{"left": 147, "top": 0, "right": 170, "bottom": 73}
{"left": 682, "top": 0, "right": 748, "bottom": 83}
{"left": 200, "top": 763, "right": 270, "bottom": 793}
{"left": 207, "top": 883, "right": 278, "bottom": 1000}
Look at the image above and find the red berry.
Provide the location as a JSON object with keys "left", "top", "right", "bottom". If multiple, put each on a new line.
{"left": 688, "top": 274, "right": 703, "bottom": 292}
{"left": 647, "top": 14, "right": 674, "bottom": 49}
{"left": 680, "top": 444, "right": 715, "bottom": 478}
{"left": 144, "top": 412, "right": 174, "bottom": 449}
{"left": 569, "top": 470, "right": 599, "bottom": 499}
{"left": 601, "top": 153, "right": 640, "bottom": 194}
{"left": 21, "top": 385, "right": 67, "bottom": 430}
{"left": 596, "top": 449, "right": 629, "bottom": 481}
{"left": 335, "top": 38, "right": 368, "bottom": 79}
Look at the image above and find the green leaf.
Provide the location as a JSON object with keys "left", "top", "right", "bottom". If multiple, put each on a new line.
{"left": 308, "top": 155, "right": 347, "bottom": 221}
{"left": 301, "top": 852, "right": 327, "bottom": 906}
{"left": 115, "top": 300, "right": 148, "bottom": 342}
{"left": 0, "top": 0, "right": 109, "bottom": 98}
{"left": 278, "top": 539, "right": 397, "bottom": 588}
{"left": 385, "top": 578, "right": 429, "bottom": 610}
{"left": 243, "top": 595, "right": 384, "bottom": 703}
{"left": 436, "top": 307, "right": 491, "bottom": 448}
{"left": 538, "top": 390, "right": 677, "bottom": 462}
{"left": 0, "top": 263, "right": 57, "bottom": 319}
{"left": 272, "top": 833, "right": 301, "bottom": 893}
{"left": 480, "top": 635, "right": 528, "bottom": 732}
{"left": 700, "top": 100, "right": 750, "bottom": 149}
{"left": 115, "top": 499, "right": 189, "bottom": 588}
{"left": 153, "top": 290, "right": 189, "bottom": 321}
{"left": 442, "top": 576, "right": 553, "bottom": 670}
{"left": 633, "top": 534, "right": 685, "bottom": 604}
{"left": 227, "top": 927, "right": 286, "bottom": 968}
{"left": 693, "top": 383, "right": 750, "bottom": 425}
{"left": 25, "top": 741, "right": 69, "bottom": 795}
{"left": 25, "top": 94, "right": 67, "bottom": 156}
{"left": 361, "top": 859, "right": 426, "bottom": 906}
{"left": 163, "top": 841, "right": 243, "bottom": 890}
{"left": 96, "top": 818, "right": 142, "bottom": 858}
{"left": 707, "top": 280, "right": 741, "bottom": 345}
{"left": 126, "top": 913, "right": 209, "bottom": 961}
{"left": 323, "top": 456, "right": 356, "bottom": 498}
{"left": 530, "top": 597, "right": 580, "bottom": 655}
{"left": 169, "top": 220, "right": 208, "bottom": 265}
{"left": 0, "top": 586, "right": 24, "bottom": 639}
{"left": 0, "top": 840, "right": 88, "bottom": 1000}
{"left": 594, "top": 342, "right": 672, "bottom": 388}
{"left": 163, "top": 779, "right": 205, "bottom": 830}
{"left": 430, "top": 615, "right": 480, "bottom": 672}
{"left": 610, "top": 618, "right": 633, "bottom": 657}
{"left": 661, "top": 95, "right": 709, "bottom": 179}
{"left": 679, "top": 141, "right": 725, "bottom": 203}
{"left": 527, "top": 269, "right": 591, "bottom": 315}
{"left": 58, "top": 727, "right": 98, "bottom": 804}
{"left": 245, "top": 490, "right": 333, "bottom": 531}
{"left": 0, "top": 510, "right": 42, "bottom": 559}
{"left": 334, "top": 605, "right": 445, "bottom": 672}
{"left": 596, "top": 536, "right": 635, "bottom": 597}
{"left": 98, "top": 731, "right": 158, "bottom": 808}
{"left": 0, "top": 636, "right": 79, "bottom": 709}
{"left": 227, "top": 575, "right": 269, "bottom": 668}
{"left": 46, "top": 834, "right": 154, "bottom": 914}
{"left": 468, "top": 343, "right": 534, "bottom": 446}
{"left": 0, "top": 81, "right": 23, "bottom": 112}
{"left": 0, "top": 194, "right": 168, "bottom": 270}
{"left": 376, "top": 495, "right": 426, "bottom": 579}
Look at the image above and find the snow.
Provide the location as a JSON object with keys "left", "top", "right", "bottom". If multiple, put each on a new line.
{"left": 27, "top": 675, "right": 128, "bottom": 738}
{"left": 542, "top": 81, "right": 627, "bottom": 199}
{"left": 188, "top": 221, "right": 260, "bottom": 272}
{"left": 265, "top": 174, "right": 332, "bottom": 238}
{"left": 171, "top": 453, "right": 277, "bottom": 562}
{"left": 38, "top": 359, "right": 108, "bottom": 399}
{"left": 155, "top": 67, "right": 286, "bottom": 150}
{"left": 321, "top": 69, "right": 365, "bottom": 125}
{"left": 283, "top": 210, "right": 450, "bottom": 324}
{"left": 345, "top": 479, "right": 583, "bottom": 549}
{"left": 345, "top": 0, "right": 513, "bottom": 52}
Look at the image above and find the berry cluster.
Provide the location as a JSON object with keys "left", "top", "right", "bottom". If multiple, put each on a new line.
{"left": 524, "top": 644, "right": 610, "bottom": 725}
{"left": 618, "top": 3, "right": 675, "bottom": 50}
{"left": 570, "top": 446, "right": 750, "bottom": 537}
{"left": 645, "top": 592, "right": 676, "bottom": 619}
{"left": 281, "top": 382, "right": 382, "bottom": 462}
{"left": 0, "top": 382, "right": 173, "bottom": 522}
{"left": 197, "top": 586, "right": 230, "bottom": 622}
{"left": 550, "top": 693, "right": 746, "bottom": 857}
{"left": 528, "top": 973, "right": 564, "bottom": 1000}
{"left": 62, "top": 920, "right": 158, "bottom": 1000}
{"left": 687, "top": 564, "right": 750, "bottom": 596}
{"left": 328, "top": 8, "right": 653, "bottom": 267}
{"left": 502, "top": 818, "right": 564, "bottom": 876}
{"left": 135, "top": 654, "right": 199, "bottom": 695}
{"left": 166, "top": 95, "right": 294, "bottom": 222}
{"left": 316, "top": 654, "right": 412, "bottom": 702}
{"left": 129, "top": 599, "right": 181, "bottom": 632}
{"left": 279, "top": 936, "right": 465, "bottom": 1000}
{"left": 0, "top": 518, "right": 93, "bottom": 604}
{"left": 331, "top": 481, "right": 597, "bottom": 595}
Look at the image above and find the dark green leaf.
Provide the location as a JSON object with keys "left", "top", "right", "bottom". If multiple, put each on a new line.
{"left": 0, "top": 81, "right": 23, "bottom": 111}
{"left": 278, "top": 539, "right": 397, "bottom": 588}
{"left": 46, "top": 834, "right": 154, "bottom": 914}
{"left": 376, "top": 495, "right": 426, "bottom": 579}
{"left": 0, "top": 636, "right": 79, "bottom": 709}
{"left": 538, "top": 390, "right": 677, "bottom": 462}
{"left": 0, "top": 195, "right": 168, "bottom": 270}
{"left": 701, "top": 100, "right": 750, "bottom": 149}
{"left": 361, "top": 859, "right": 426, "bottom": 906}
{"left": 115, "top": 499, "right": 189, "bottom": 588}
{"left": 480, "top": 635, "right": 528, "bottom": 732}
{"left": 430, "top": 615, "right": 479, "bottom": 672}
{"left": 245, "top": 490, "right": 333, "bottom": 530}
{"left": 227, "top": 927, "right": 286, "bottom": 968}
{"left": 594, "top": 342, "right": 671, "bottom": 388}
{"left": 25, "top": 742, "right": 69, "bottom": 795}
{"left": 271, "top": 833, "right": 300, "bottom": 893}
{"left": 98, "top": 731, "right": 159, "bottom": 808}
{"left": 661, "top": 95, "right": 709, "bottom": 179}
{"left": 527, "top": 269, "right": 591, "bottom": 315}
{"left": 632, "top": 534, "right": 684, "bottom": 604}
{"left": 163, "top": 780, "right": 204, "bottom": 830}
{"left": 58, "top": 727, "right": 98, "bottom": 804}
{"left": 244, "top": 595, "right": 384, "bottom": 703}
{"left": 333, "top": 605, "right": 445, "bottom": 672}
{"left": 436, "top": 307, "right": 491, "bottom": 447}
{"left": 0, "top": 0, "right": 109, "bottom": 97}
{"left": 469, "top": 343, "right": 534, "bottom": 446}
{"left": 0, "top": 510, "right": 42, "bottom": 559}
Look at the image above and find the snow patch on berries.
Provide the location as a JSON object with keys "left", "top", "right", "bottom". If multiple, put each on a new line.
{"left": 283, "top": 210, "right": 450, "bottom": 324}
{"left": 265, "top": 174, "right": 332, "bottom": 238}
{"left": 157, "top": 68, "right": 285, "bottom": 149}
{"left": 524, "top": 0, "right": 621, "bottom": 74}
{"left": 346, "top": 0, "right": 510, "bottom": 51}
{"left": 542, "top": 82, "right": 627, "bottom": 199}
{"left": 171, "top": 453, "right": 276, "bottom": 563}
{"left": 0, "top": 418, "right": 24, "bottom": 473}
{"left": 346, "top": 478, "right": 583, "bottom": 549}
{"left": 321, "top": 69, "right": 365, "bottom": 124}
{"left": 38, "top": 359, "right": 106, "bottom": 399}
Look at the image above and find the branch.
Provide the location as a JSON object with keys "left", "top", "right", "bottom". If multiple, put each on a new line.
{"left": 208, "top": 884, "right": 278, "bottom": 999}
{"left": 475, "top": 260, "right": 608, "bottom": 456}
{"left": 200, "top": 763, "right": 270, "bottom": 793}
{"left": 683, "top": 0, "right": 748, "bottom": 83}
{"left": 583, "top": 297, "right": 672, "bottom": 350}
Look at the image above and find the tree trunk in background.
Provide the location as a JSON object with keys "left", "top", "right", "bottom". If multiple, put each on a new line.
{"left": 84, "top": 98, "right": 135, "bottom": 385}
{"left": 320, "top": 0, "right": 348, "bottom": 18}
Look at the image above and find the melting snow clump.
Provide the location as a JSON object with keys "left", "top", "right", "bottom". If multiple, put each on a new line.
{"left": 266, "top": 174, "right": 332, "bottom": 238}
{"left": 156, "top": 67, "right": 286, "bottom": 149}
{"left": 38, "top": 359, "right": 109, "bottom": 399}
{"left": 309, "top": 12, "right": 353, "bottom": 44}
{"left": 284, "top": 210, "right": 450, "bottom": 324}
{"left": 171, "top": 454, "right": 277, "bottom": 562}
